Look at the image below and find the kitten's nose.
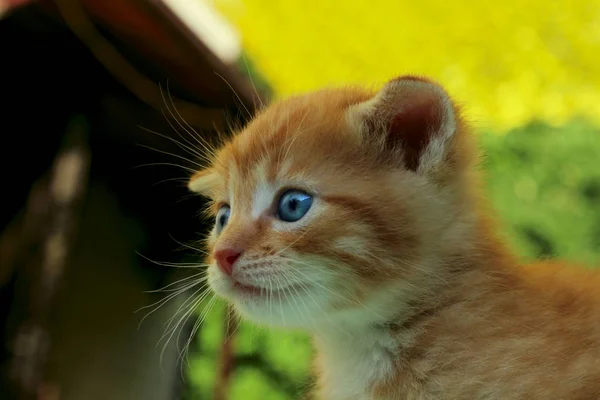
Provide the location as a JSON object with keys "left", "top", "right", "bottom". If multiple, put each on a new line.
{"left": 214, "top": 248, "right": 241, "bottom": 276}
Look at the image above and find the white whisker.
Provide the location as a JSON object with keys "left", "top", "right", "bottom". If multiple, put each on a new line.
{"left": 134, "top": 162, "right": 199, "bottom": 174}
{"left": 215, "top": 71, "right": 253, "bottom": 120}
{"left": 169, "top": 233, "right": 208, "bottom": 255}
{"left": 161, "top": 81, "right": 217, "bottom": 160}
{"left": 137, "top": 124, "right": 205, "bottom": 161}
{"left": 136, "top": 143, "right": 204, "bottom": 168}
{"left": 145, "top": 273, "right": 208, "bottom": 294}
{"left": 136, "top": 252, "right": 207, "bottom": 269}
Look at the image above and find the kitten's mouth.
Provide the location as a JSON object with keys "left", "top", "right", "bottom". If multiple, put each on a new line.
{"left": 230, "top": 279, "right": 305, "bottom": 299}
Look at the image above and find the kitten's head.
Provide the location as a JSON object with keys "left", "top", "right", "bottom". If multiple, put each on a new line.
{"left": 188, "top": 76, "right": 478, "bottom": 331}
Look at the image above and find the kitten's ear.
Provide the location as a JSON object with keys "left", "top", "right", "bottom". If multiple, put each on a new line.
{"left": 188, "top": 168, "right": 218, "bottom": 195}
{"left": 348, "top": 76, "right": 457, "bottom": 174}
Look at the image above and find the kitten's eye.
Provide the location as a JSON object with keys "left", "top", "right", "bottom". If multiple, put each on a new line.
{"left": 215, "top": 205, "right": 231, "bottom": 234}
{"left": 277, "top": 190, "right": 313, "bottom": 222}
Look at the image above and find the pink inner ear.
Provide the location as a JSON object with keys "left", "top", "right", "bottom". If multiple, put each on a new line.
{"left": 387, "top": 92, "right": 443, "bottom": 171}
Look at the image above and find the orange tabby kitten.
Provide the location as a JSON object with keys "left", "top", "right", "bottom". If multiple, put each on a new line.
{"left": 188, "top": 76, "right": 600, "bottom": 399}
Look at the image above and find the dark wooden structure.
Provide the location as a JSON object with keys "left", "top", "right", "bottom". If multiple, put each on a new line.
{"left": 0, "top": 1, "right": 266, "bottom": 399}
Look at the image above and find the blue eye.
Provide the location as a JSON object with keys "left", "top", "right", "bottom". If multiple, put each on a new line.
{"left": 215, "top": 206, "right": 230, "bottom": 234}
{"left": 277, "top": 190, "right": 313, "bottom": 222}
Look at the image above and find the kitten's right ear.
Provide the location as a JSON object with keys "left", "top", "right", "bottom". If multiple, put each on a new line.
{"left": 347, "top": 76, "right": 458, "bottom": 175}
{"left": 188, "top": 168, "right": 218, "bottom": 195}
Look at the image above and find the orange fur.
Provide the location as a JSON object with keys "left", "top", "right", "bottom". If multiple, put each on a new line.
{"left": 189, "top": 76, "right": 600, "bottom": 399}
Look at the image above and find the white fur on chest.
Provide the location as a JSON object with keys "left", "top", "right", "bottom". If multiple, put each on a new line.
{"left": 315, "top": 327, "right": 397, "bottom": 400}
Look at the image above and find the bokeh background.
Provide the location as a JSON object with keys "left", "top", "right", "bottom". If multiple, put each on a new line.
{"left": 185, "top": 1, "right": 600, "bottom": 399}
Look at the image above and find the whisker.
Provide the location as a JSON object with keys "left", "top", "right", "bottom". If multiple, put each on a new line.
{"left": 214, "top": 71, "right": 253, "bottom": 120}
{"left": 136, "top": 280, "right": 203, "bottom": 330}
{"left": 240, "top": 53, "right": 265, "bottom": 110}
{"left": 281, "top": 109, "right": 310, "bottom": 163}
{"left": 176, "top": 193, "right": 200, "bottom": 204}
{"left": 276, "top": 276, "right": 286, "bottom": 327}
{"left": 278, "top": 270, "right": 316, "bottom": 331}
{"left": 160, "top": 105, "right": 213, "bottom": 165}
{"left": 136, "top": 143, "right": 204, "bottom": 168}
{"left": 268, "top": 274, "right": 274, "bottom": 326}
{"left": 180, "top": 295, "right": 218, "bottom": 372}
{"left": 163, "top": 81, "right": 217, "bottom": 158}
{"left": 223, "top": 304, "right": 241, "bottom": 343}
{"left": 163, "top": 286, "right": 211, "bottom": 330}
{"left": 145, "top": 273, "right": 208, "bottom": 294}
{"left": 136, "top": 281, "right": 200, "bottom": 314}
{"left": 181, "top": 294, "right": 218, "bottom": 368}
{"left": 274, "top": 225, "right": 315, "bottom": 257}
{"left": 158, "top": 287, "right": 213, "bottom": 363}
{"left": 136, "top": 252, "right": 207, "bottom": 269}
{"left": 134, "top": 162, "right": 199, "bottom": 174}
{"left": 137, "top": 124, "right": 205, "bottom": 161}
{"left": 151, "top": 177, "right": 190, "bottom": 187}
{"left": 160, "top": 291, "right": 207, "bottom": 366}
{"left": 168, "top": 234, "right": 207, "bottom": 255}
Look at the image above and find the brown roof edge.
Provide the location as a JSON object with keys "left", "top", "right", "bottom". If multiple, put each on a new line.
{"left": 143, "top": 0, "right": 264, "bottom": 107}
{"left": 43, "top": 0, "right": 266, "bottom": 127}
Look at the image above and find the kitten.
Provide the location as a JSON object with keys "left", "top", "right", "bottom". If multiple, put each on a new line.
{"left": 187, "top": 76, "right": 600, "bottom": 399}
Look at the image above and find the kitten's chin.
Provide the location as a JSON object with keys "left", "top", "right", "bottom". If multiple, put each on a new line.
{"left": 232, "top": 289, "right": 330, "bottom": 330}
{"left": 208, "top": 273, "right": 331, "bottom": 329}
{"left": 232, "top": 301, "right": 313, "bottom": 329}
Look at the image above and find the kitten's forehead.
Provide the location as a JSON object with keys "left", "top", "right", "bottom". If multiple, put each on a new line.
{"left": 217, "top": 87, "right": 373, "bottom": 187}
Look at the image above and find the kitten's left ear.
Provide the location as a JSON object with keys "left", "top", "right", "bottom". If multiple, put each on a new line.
{"left": 347, "top": 76, "right": 458, "bottom": 174}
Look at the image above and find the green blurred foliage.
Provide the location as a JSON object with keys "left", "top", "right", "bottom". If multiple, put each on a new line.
{"left": 186, "top": 120, "right": 600, "bottom": 399}
{"left": 482, "top": 120, "right": 600, "bottom": 266}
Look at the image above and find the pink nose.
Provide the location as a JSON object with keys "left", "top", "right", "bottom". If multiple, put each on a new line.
{"left": 214, "top": 249, "right": 241, "bottom": 275}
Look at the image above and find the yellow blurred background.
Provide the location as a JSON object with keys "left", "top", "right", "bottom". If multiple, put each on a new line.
{"left": 214, "top": 0, "right": 600, "bottom": 131}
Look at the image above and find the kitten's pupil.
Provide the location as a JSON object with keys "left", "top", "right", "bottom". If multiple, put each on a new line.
{"left": 288, "top": 198, "right": 298, "bottom": 211}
